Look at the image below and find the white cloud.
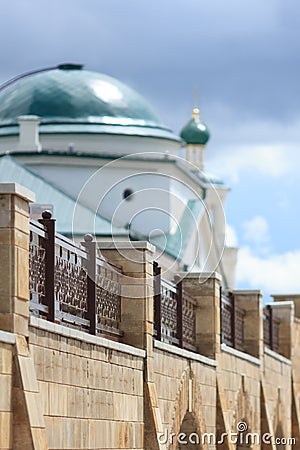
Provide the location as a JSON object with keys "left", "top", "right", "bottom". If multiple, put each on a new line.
{"left": 208, "top": 144, "right": 292, "bottom": 183}
{"left": 237, "top": 246, "right": 300, "bottom": 293}
{"left": 242, "top": 216, "right": 269, "bottom": 246}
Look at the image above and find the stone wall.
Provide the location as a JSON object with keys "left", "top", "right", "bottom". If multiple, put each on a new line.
{"left": 263, "top": 350, "right": 292, "bottom": 443}
{"left": 217, "top": 347, "right": 262, "bottom": 448}
{"left": 1, "top": 182, "right": 300, "bottom": 450}
{"left": 153, "top": 342, "right": 217, "bottom": 450}
{"left": 28, "top": 319, "right": 145, "bottom": 449}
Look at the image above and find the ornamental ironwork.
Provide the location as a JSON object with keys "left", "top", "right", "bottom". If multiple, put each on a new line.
{"left": 96, "top": 264, "right": 121, "bottom": 334}
{"left": 29, "top": 238, "right": 46, "bottom": 299}
{"left": 182, "top": 293, "right": 196, "bottom": 350}
{"left": 29, "top": 215, "right": 123, "bottom": 340}
{"left": 55, "top": 248, "right": 88, "bottom": 321}
{"left": 161, "top": 280, "right": 178, "bottom": 345}
{"left": 263, "top": 307, "right": 280, "bottom": 352}
{"left": 221, "top": 293, "right": 245, "bottom": 351}
{"left": 29, "top": 225, "right": 47, "bottom": 317}
{"left": 221, "top": 296, "right": 233, "bottom": 345}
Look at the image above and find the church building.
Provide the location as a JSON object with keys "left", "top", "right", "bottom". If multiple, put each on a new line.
{"left": 0, "top": 63, "right": 237, "bottom": 287}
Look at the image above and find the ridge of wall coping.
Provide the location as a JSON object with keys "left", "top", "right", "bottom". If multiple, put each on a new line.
{"left": 29, "top": 316, "right": 146, "bottom": 358}
{"left": 272, "top": 294, "right": 300, "bottom": 299}
{"left": 98, "top": 240, "right": 156, "bottom": 253}
{"left": 265, "top": 301, "right": 294, "bottom": 310}
{"left": 0, "top": 330, "right": 16, "bottom": 345}
{"left": 264, "top": 346, "right": 292, "bottom": 365}
{"left": 154, "top": 339, "right": 217, "bottom": 367}
{"left": 177, "top": 271, "right": 222, "bottom": 282}
{"left": 233, "top": 289, "right": 263, "bottom": 296}
{"left": 221, "top": 343, "right": 261, "bottom": 366}
{"left": 0, "top": 182, "right": 35, "bottom": 202}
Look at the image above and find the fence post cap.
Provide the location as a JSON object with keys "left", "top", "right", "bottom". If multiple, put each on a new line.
{"left": 42, "top": 210, "right": 52, "bottom": 220}
{"left": 84, "top": 234, "right": 94, "bottom": 242}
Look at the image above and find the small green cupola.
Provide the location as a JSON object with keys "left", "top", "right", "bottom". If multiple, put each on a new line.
{"left": 180, "top": 108, "right": 210, "bottom": 145}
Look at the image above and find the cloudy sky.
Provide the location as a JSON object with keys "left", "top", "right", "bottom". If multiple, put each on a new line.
{"left": 1, "top": 0, "right": 299, "bottom": 297}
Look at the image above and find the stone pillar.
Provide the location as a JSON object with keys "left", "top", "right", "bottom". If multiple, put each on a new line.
{"left": 233, "top": 290, "right": 264, "bottom": 359}
{"left": 272, "top": 294, "right": 300, "bottom": 319}
{"left": 268, "top": 300, "right": 294, "bottom": 359}
{"left": 99, "top": 241, "right": 164, "bottom": 449}
{"left": 0, "top": 183, "right": 35, "bottom": 336}
{"left": 98, "top": 241, "right": 155, "bottom": 354}
{"left": 180, "top": 272, "right": 222, "bottom": 359}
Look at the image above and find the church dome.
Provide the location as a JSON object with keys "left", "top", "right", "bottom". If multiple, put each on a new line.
{"left": 0, "top": 64, "right": 179, "bottom": 142}
{"left": 180, "top": 108, "right": 210, "bottom": 145}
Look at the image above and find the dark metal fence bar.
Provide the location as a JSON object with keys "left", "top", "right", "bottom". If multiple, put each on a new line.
{"left": 153, "top": 264, "right": 196, "bottom": 351}
{"left": 153, "top": 262, "right": 162, "bottom": 341}
{"left": 29, "top": 220, "right": 47, "bottom": 317}
{"left": 38, "top": 211, "right": 55, "bottom": 322}
{"left": 176, "top": 280, "right": 183, "bottom": 348}
{"left": 29, "top": 212, "right": 122, "bottom": 341}
{"left": 221, "top": 292, "right": 245, "bottom": 352}
{"left": 82, "top": 235, "right": 96, "bottom": 335}
{"left": 263, "top": 306, "right": 280, "bottom": 352}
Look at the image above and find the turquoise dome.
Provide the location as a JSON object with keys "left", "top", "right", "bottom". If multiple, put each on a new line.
{"left": 180, "top": 108, "right": 210, "bottom": 145}
{"left": 0, "top": 64, "right": 179, "bottom": 141}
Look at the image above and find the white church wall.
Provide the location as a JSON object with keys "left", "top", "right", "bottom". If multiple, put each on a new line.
{"left": 0, "top": 132, "right": 181, "bottom": 156}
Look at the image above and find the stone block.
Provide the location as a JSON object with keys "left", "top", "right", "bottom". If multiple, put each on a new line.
{"left": 0, "top": 210, "right": 13, "bottom": 228}
{"left": 13, "top": 313, "right": 29, "bottom": 336}
{"left": 31, "top": 427, "right": 48, "bottom": 450}
{"left": 16, "top": 247, "right": 30, "bottom": 300}
{"left": 0, "top": 411, "right": 12, "bottom": 448}
{"left": 11, "top": 196, "right": 31, "bottom": 216}
{"left": 0, "top": 245, "right": 12, "bottom": 302}
{"left": 15, "top": 335, "right": 29, "bottom": 357}
{"left": 0, "top": 228, "right": 12, "bottom": 245}
{"left": 0, "top": 343, "right": 13, "bottom": 375}
{"left": 13, "top": 297, "right": 29, "bottom": 318}
{"left": 0, "top": 374, "right": 12, "bottom": 412}
{"left": 38, "top": 381, "right": 49, "bottom": 416}
{"left": 13, "top": 229, "right": 29, "bottom": 251}
{"left": 17, "top": 355, "right": 39, "bottom": 393}
{"left": 0, "top": 313, "right": 12, "bottom": 333}
{"left": 24, "top": 391, "right": 45, "bottom": 428}
{"left": 87, "top": 419, "right": 96, "bottom": 448}
{"left": 0, "top": 194, "right": 11, "bottom": 212}
{"left": 121, "top": 283, "right": 146, "bottom": 299}
{"left": 12, "top": 211, "right": 30, "bottom": 234}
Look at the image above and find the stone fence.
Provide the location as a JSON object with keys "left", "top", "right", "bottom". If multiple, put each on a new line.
{"left": 0, "top": 182, "right": 300, "bottom": 450}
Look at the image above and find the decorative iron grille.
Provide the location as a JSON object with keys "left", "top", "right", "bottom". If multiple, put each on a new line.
{"left": 235, "top": 306, "right": 245, "bottom": 352}
{"left": 153, "top": 264, "right": 196, "bottom": 351}
{"left": 28, "top": 214, "right": 123, "bottom": 341}
{"left": 221, "top": 292, "right": 245, "bottom": 351}
{"left": 182, "top": 293, "right": 196, "bottom": 351}
{"left": 55, "top": 234, "right": 89, "bottom": 330}
{"left": 161, "top": 279, "right": 178, "bottom": 345}
{"left": 96, "top": 260, "right": 122, "bottom": 338}
{"left": 221, "top": 295, "right": 233, "bottom": 346}
{"left": 263, "top": 307, "right": 280, "bottom": 352}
